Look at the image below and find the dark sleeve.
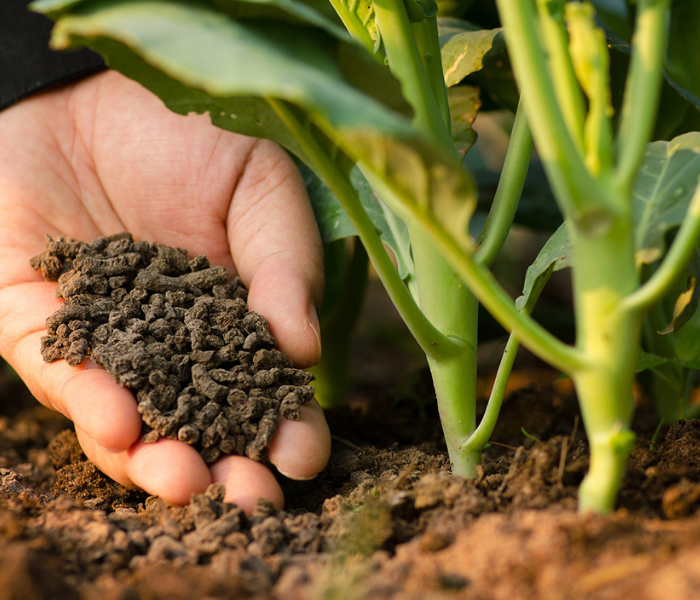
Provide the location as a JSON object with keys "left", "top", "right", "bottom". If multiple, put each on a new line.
{"left": 0, "top": 0, "right": 106, "bottom": 111}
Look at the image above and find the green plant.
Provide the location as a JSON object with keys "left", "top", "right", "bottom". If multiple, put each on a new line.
{"left": 34, "top": 0, "right": 700, "bottom": 514}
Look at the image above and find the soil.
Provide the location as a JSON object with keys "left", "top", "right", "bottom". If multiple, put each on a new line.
{"left": 3, "top": 277, "right": 700, "bottom": 599}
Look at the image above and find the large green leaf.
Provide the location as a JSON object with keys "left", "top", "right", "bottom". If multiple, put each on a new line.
{"left": 518, "top": 133, "right": 700, "bottom": 308}
{"left": 633, "top": 132, "right": 700, "bottom": 264}
{"left": 39, "top": 0, "right": 476, "bottom": 241}
{"left": 46, "top": 2, "right": 408, "bottom": 124}
{"left": 80, "top": 36, "right": 320, "bottom": 164}
{"left": 212, "top": 0, "right": 350, "bottom": 38}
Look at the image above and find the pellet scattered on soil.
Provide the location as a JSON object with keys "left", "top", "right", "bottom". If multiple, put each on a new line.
{"left": 31, "top": 233, "right": 315, "bottom": 463}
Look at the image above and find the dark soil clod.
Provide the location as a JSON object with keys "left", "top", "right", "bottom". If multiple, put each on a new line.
{"left": 32, "top": 233, "right": 315, "bottom": 463}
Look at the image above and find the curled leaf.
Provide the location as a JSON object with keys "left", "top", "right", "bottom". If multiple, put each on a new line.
{"left": 658, "top": 252, "right": 700, "bottom": 335}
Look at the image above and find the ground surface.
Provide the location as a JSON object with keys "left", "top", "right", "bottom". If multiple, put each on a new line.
{"left": 2, "top": 283, "right": 700, "bottom": 600}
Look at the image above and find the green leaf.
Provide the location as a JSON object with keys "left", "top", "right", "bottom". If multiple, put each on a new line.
{"left": 519, "top": 133, "right": 700, "bottom": 307}
{"left": 211, "top": 0, "right": 350, "bottom": 38}
{"left": 667, "top": 292, "right": 700, "bottom": 362}
{"left": 438, "top": 21, "right": 505, "bottom": 88}
{"left": 448, "top": 85, "right": 480, "bottom": 161}
{"left": 657, "top": 260, "right": 699, "bottom": 335}
{"left": 636, "top": 349, "right": 700, "bottom": 373}
{"left": 516, "top": 223, "right": 570, "bottom": 311}
{"left": 634, "top": 132, "right": 700, "bottom": 265}
{"left": 660, "top": 282, "right": 699, "bottom": 335}
{"left": 42, "top": 0, "right": 476, "bottom": 241}
{"left": 438, "top": 19, "right": 518, "bottom": 111}
{"left": 48, "top": 1, "right": 409, "bottom": 123}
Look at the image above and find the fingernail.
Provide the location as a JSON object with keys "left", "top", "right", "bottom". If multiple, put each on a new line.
{"left": 276, "top": 467, "right": 318, "bottom": 481}
{"left": 308, "top": 302, "right": 322, "bottom": 362}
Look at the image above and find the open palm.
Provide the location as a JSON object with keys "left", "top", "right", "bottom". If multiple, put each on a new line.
{"left": 0, "top": 71, "right": 330, "bottom": 511}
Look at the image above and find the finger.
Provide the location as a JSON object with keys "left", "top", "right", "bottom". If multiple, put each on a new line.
{"left": 246, "top": 260, "right": 322, "bottom": 368}
{"left": 41, "top": 359, "right": 142, "bottom": 452}
{"left": 227, "top": 140, "right": 324, "bottom": 368}
{"left": 209, "top": 455, "right": 284, "bottom": 514}
{"left": 267, "top": 400, "right": 331, "bottom": 480}
{"left": 76, "top": 428, "right": 212, "bottom": 506}
{"left": 0, "top": 283, "right": 141, "bottom": 452}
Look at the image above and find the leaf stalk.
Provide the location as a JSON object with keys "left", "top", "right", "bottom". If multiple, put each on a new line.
{"left": 614, "top": 0, "right": 671, "bottom": 194}
{"left": 535, "top": 0, "right": 585, "bottom": 154}
{"left": 460, "top": 263, "right": 552, "bottom": 455}
{"left": 475, "top": 97, "right": 534, "bottom": 267}
{"left": 621, "top": 180, "right": 700, "bottom": 314}
{"left": 265, "top": 97, "right": 462, "bottom": 360}
{"left": 494, "top": 0, "right": 611, "bottom": 222}
{"left": 372, "top": 0, "right": 454, "bottom": 152}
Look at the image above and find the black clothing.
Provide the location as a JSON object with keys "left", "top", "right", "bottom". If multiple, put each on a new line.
{"left": 0, "top": 0, "right": 105, "bottom": 111}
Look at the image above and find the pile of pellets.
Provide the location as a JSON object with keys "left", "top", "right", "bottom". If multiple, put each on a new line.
{"left": 31, "top": 233, "right": 315, "bottom": 463}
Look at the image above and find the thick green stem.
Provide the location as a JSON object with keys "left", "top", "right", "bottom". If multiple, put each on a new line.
{"left": 570, "top": 217, "right": 641, "bottom": 513}
{"left": 535, "top": 0, "right": 585, "bottom": 153}
{"left": 372, "top": 0, "right": 454, "bottom": 151}
{"left": 615, "top": 0, "right": 671, "bottom": 193}
{"left": 475, "top": 98, "right": 534, "bottom": 267}
{"left": 566, "top": 2, "right": 614, "bottom": 178}
{"left": 411, "top": 15, "right": 451, "bottom": 131}
{"left": 327, "top": 0, "right": 381, "bottom": 59}
{"left": 409, "top": 222, "right": 480, "bottom": 477}
{"left": 372, "top": 0, "right": 482, "bottom": 475}
{"left": 494, "top": 0, "right": 610, "bottom": 221}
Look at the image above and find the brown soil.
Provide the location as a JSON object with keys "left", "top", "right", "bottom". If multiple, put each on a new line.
{"left": 3, "top": 284, "right": 700, "bottom": 599}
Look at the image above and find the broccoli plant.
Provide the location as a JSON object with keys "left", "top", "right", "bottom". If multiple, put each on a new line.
{"left": 33, "top": 0, "right": 700, "bottom": 514}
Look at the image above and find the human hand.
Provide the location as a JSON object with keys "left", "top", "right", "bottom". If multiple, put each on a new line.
{"left": 0, "top": 70, "right": 330, "bottom": 512}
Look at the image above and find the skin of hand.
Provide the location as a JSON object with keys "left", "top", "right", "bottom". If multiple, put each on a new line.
{"left": 0, "top": 70, "right": 331, "bottom": 513}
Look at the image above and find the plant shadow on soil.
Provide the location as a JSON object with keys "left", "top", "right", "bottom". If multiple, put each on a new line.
{"left": 4, "top": 282, "right": 700, "bottom": 599}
